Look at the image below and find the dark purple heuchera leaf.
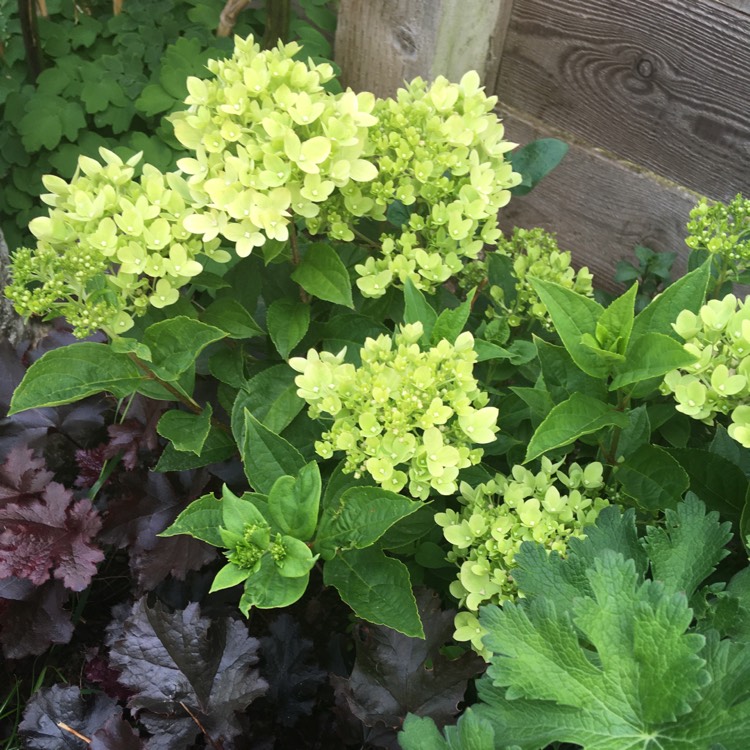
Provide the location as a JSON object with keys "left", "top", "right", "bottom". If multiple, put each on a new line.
{"left": 90, "top": 715, "right": 145, "bottom": 750}
{"left": 0, "top": 446, "right": 104, "bottom": 590}
{"left": 18, "top": 685, "right": 120, "bottom": 750}
{"left": 259, "top": 614, "right": 327, "bottom": 727}
{"left": 104, "top": 395, "right": 165, "bottom": 470}
{"left": 101, "top": 470, "right": 215, "bottom": 591}
{"left": 0, "top": 579, "right": 73, "bottom": 658}
{"left": 333, "top": 589, "right": 484, "bottom": 741}
{"left": 106, "top": 597, "right": 267, "bottom": 748}
{"left": 84, "top": 649, "right": 133, "bottom": 703}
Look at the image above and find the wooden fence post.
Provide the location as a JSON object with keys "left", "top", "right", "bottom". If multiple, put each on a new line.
{"left": 334, "top": 0, "right": 514, "bottom": 97}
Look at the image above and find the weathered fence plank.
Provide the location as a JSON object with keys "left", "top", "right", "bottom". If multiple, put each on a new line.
{"left": 497, "top": 108, "right": 699, "bottom": 290}
{"left": 334, "top": 0, "right": 513, "bottom": 98}
{"left": 495, "top": 0, "right": 750, "bottom": 202}
{"left": 715, "top": 0, "right": 750, "bottom": 12}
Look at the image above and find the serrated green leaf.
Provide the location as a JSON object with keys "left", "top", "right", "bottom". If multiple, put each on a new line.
{"left": 314, "top": 486, "right": 422, "bottom": 558}
{"left": 156, "top": 404, "right": 213, "bottom": 455}
{"left": 431, "top": 296, "right": 472, "bottom": 344}
{"left": 291, "top": 242, "right": 353, "bottom": 307}
{"left": 239, "top": 555, "right": 308, "bottom": 613}
{"left": 529, "top": 278, "right": 609, "bottom": 377}
{"left": 616, "top": 444, "right": 689, "bottom": 511}
{"left": 524, "top": 393, "right": 629, "bottom": 462}
{"left": 154, "top": 427, "right": 236, "bottom": 471}
{"left": 9, "top": 343, "right": 142, "bottom": 414}
{"left": 202, "top": 297, "right": 264, "bottom": 339}
{"left": 242, "top": 409, "right": 306, "bottom": 493}
{"left": 142, "top": 316, "right": 226, "bottom": 381}
{"left": 610, "top": 332, "right": 697, "bottom": 391}
{"left": 535, "top": 338, "right": 608, "bottom": 403}
{"left": 644, "top": 496, "right": 732, "bottom": 600}
{"left": 631, "top": 260, "right": 711, "bottom": 341}
{"left": 231, "top": 365, "right": 304, "bottom": 440}
{"left": 323, "top": 547, "right": 423, "bottom": 637}
{"left": 267, "top": 462, "right": 321, "bottom": 541}
{"left": 267, "top": 297, "right": 310, "bottom": 359}
{"left": 158, "top": 493, "right": 224, "bottom": 547}
{"left": 667, "top": 449, "right": 749, "bottom": 523}
{"left": 403, "top": 278, "right": 437, "bottom": 343}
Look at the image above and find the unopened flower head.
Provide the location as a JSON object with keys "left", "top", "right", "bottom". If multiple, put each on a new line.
{"left": 6, "top": 148, "right": 222, "bottom": 337}
{"left": 435, "top": 458, "right": 608, "bottom": 656}
{"left": 661, "top": 293, "right": 750, "bottom": 447}
{"left": 463, "top": 227, "right": 594, "bottom": 330}
{"left": 289, "top": 323, "right": 499, "bottom": 499}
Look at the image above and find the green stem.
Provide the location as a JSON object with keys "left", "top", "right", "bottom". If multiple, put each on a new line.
{"left": 126, "top": 353, "right": 203, "bottom": 414}
{"left": 353, "top": 227, "right": 381, "bottom": 250}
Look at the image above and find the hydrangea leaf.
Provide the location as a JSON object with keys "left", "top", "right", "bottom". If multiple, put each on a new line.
{"left": 268, "top": 461, "right": 321, "bottom": 540}
{"left": 324, "top": 547, "right": 424, "bottom": 637}
{"left": 431, "top": 295, "right": 472, "bottom": 345}
{"left": 403, "top": 278, "right": 437, "bottom": 343}
{"left": 616, "top": 444, "right": 689, "bottom": 511}
{"left": 609, "top": 332, "right": 697, "bottom": 391}
{"left": 631, "top": 259, "right": 711, "bottom": 341}
{"left": 313, "top": 486, "right": 422, "bottom": 558}
{"left": 153, "top": 427, "right": 236, "bottom": 472}
{"left": 201, "top": 297, "right": 264, "bottom": 339}
{"left": 267, "top": 297, "right": 311, "bottom": 359}
{"left": 291, "top": 242, "right": 354, "bottom": 307}
{"left": 528, "top": 278, "right": 609, "bottom": 378}
{"left": 239, "top": 555, "right": 309, "bottom": 612}
{"left": 535, "top": 338, "right": 608, "bottom": 404}
{"left": 142, "top": 316, "right": 227, "bottom": 381}
{"left": 524, "top": 393, "right": 629, "bottom": 463}
{"left": 667, "top": 449, "right": 748, "bottom": 524}
{"left": 159, "top": 492, "right": 225, "bottom": 547}
{"left": 242, "top": 409, "right": 306, "bottom": 493}
{"left": 509, "top": 138, "right": 568, "bottom": 197}
{"left": 8, "top": 343, "right": 143, "bottom": 414}
{"left": 231, "top": 365, "right": 304, "bottom": 439}
{"left": 156, "top": 404, "right": 213, "bottom": 455}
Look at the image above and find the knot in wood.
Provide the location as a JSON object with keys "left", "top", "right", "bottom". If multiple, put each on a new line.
{"left": 636, "top": 57, "right": 654, "bottom": 79}
{"left": 394, "top": 25, "right": 417, "bottom": 57}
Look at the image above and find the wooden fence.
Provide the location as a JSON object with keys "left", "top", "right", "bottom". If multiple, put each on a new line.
{"left": 334, "top": 0, "right": 750, "bottom": 287}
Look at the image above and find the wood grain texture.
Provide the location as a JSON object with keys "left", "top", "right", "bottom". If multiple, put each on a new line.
{"left": 714, "top": 0, "right": 750, "bottom": 12}
{"left": 497, "top": 108, "right": 699, "bottom": 291}
{"left": 496, "top": 0, "right": 750, "bottom": 201}
{"left": 334, "top": 0, "right": 512, "bottom": 98}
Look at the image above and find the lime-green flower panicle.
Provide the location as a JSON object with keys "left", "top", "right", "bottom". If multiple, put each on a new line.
{"left": 435, "top": 458, "right": 609, "bottom": 656}
{"left": 171, "top": 34, "right": 378, "bottom": 256}
{"left": 6, "top": 148, "right": 223, "bottom": 337}
{"left": 353, "top": 72, "right": 522, "bottom": 298}
{"left": 661, "top": 293, "right": 750, "bottom": 447}
{"left": 289, "top": 323, "right": 499, "bottom": 500}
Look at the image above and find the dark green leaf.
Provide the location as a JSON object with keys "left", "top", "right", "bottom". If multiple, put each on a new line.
{"left": 158, "top": 493, "right": 224, "bottom": 547}
{"left": 202, "top": 297, "right": 264, "bottom": 339}
{"left": 267, "top": 298, "right": 310, "bottom": 358}
{"left": 156, "top": 405, "right": 213, "bottom": 455}
{"left": 323, "top": 547, "right": 423, "bottom": 637}
{"left": 403, "top": 278, "right": 437, "bottom": 343}
{"left": 617, "top": 445, "right": 689, "bottom": 511}
{"left": 9, "top": 343, "right": 142, "bottom": 414}
{"left": 509, "top": 138, "right": 569, "bottom": 196}
{"left": 291, "top": 242, "right": 353, "bottom": 307}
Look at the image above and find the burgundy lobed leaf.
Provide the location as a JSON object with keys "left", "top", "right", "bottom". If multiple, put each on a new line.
{"left": 106, "top": 597, "right": 268, "bottom": 747}
{"left": 0, "top": 480, "right": 104, "bottom": 590}
{"left": 332, "top": 589, "right": 485, "bottom": 740}
{"left": 0, "top": 579, "right": 74, "bottom": 658}
{"left": 0, "top": 444, "right": 53, "bottom": 502}
{"left": 19, "top": 685, "right": 120, "bottom": 750}
{"left": 75, "top": 444, "right": 109, "bottom": 489}
{"left": 84, "top": 649, "right": 133, "bottom": 703}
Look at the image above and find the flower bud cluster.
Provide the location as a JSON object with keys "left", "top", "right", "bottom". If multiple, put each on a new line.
{"left": 685, "top": 195, "right": 750, "bottom": 272}
{"left": 171, "top": 35, "right": 379, "bottom": 254}
{"left": 5, "top": 148, "right": 225, "bottom": 337}
{"left": 435, "top": 458, "right": 608, "bottom": 655}
{"left": 289, "top": 322, "right": 499, "bottom": 499}
{"left": 354, "top": 73, "right": 521, "bottom": 298}
{"left": 476, "top": 228, "right": 594, "bottom": 329}
{"left": 661, "top": 294, "right": 750, "bottom": 447}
